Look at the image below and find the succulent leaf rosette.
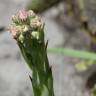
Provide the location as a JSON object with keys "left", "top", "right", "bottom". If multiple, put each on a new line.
{"left": 9, "top": 10, "right": 54, "bottom": 96}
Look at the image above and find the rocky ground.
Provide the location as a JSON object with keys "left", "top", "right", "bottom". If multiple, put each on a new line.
{"left": 0, "top": 0, "right": 96, "bottom": 96}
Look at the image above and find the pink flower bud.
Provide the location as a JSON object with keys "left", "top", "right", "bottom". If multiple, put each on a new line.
{"left": 9, "top": 27, "right": 18, "bottom": 39}
{"left": 17, "top": 10, "right": 28, "bottom": 21}
{"left": 30, "top": 17, "right": 43, "bottom": 28}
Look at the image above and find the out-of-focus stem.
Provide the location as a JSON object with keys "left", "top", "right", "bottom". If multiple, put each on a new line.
{"left": 27, "top": 0, "right": 63, "bottom": 13}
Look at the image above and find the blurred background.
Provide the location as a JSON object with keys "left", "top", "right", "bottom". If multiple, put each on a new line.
{"left": 1, "top": 0, "right": 96, "bottom": 96}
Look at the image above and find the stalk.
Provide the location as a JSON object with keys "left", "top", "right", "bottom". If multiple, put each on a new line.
{"left": 27, "top": 0, "right": 63, "bottom": 13}
{"left": 9, "top": 10, "right": 54, "bottom": 96}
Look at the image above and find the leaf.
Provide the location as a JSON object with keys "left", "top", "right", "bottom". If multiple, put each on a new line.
{"left": 41, "top": 85, "right": 49, "bottom": 96}
{"left": 48, "top": 48, "right": 96, "bottom": 60}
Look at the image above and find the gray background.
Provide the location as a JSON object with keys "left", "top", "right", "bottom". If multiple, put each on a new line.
{"left": 0, "top": 0, "right": 95, "bottom": 96}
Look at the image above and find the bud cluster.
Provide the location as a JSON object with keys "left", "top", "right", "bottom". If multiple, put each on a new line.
{"left": 10, "top": 10, "right": 44, "bottom": 41}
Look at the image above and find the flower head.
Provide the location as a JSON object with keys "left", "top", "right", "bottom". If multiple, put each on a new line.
{"left": 10, "top": 10, "right": 44, "bottom": 41}
{"left": 10, "top": 10, "right": 44, "bottom": 42}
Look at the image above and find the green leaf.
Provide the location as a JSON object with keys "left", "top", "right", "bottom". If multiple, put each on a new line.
{"left": 41, "top": 85, "right": 49, "bottom": 96}
{"left": 47, "top": 48, "right": 96, "bottom": 60}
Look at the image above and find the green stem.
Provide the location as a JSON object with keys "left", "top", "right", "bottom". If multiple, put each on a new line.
{"left": 10, "top": 10, "right": 54, "bottom": 96}
{"left": 27, "top": 0, "right": 63, "bottom": 13}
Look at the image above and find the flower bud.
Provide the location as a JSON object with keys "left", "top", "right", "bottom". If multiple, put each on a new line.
{"left": 22, "top": 25, "right": 29, "bottom": 32}
{"left": 17, "top": 10, "right": 28, "bottom": 21}
{"left": 9, "top": 26, "right": 18, "bottom": 39}
{"left": 12, "top": 15, "right": 19, "bottom": 23}
{"left": 30, "top": 17, "right": 42, "bottom": 29}
{"left": 28, "top": 10, "right": 36, "bottom": 17}
{"left": 18, "top": 34, "right": 24, "bottom": 43}
{"left": 31, "top": 31, "right": 40, "bottom": 40}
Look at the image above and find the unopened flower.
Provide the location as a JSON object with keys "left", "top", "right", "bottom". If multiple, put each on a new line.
{"left": 9, "top": 26, "right": 19, "bottom": 39}
{"left": 12, "top": 15, "right": 19, "bottom": 23}
{"left": 18, "top": 34, "right": 24, "bottom": 43}
{"left": 9, "top": 25, "right": 23, "bottom": 39}
{"left": 28, "top": 10, "right": 36, "bottom": 17}
{"left": 17, "top": 10, "right": 28, "bottom": 21}
{"left": 22, "top": 25, "right": 29, "bottom": 32}
{"left": 31, "top": 31, "right": 40, "bottom": 40}
{"left": 30, "top": 17, "right": 42, "bottom": 28}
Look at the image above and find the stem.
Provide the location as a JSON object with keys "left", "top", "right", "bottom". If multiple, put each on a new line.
{"left": 27, "top": 0, "right": 63, "bottom": 13}
{"left": 9, "top": 10, "right": 54, "bottom": 96}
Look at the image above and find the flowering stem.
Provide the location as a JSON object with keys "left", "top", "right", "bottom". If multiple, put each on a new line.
{"left": 9, "top": 10, "right": 54, "bottom": 96}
